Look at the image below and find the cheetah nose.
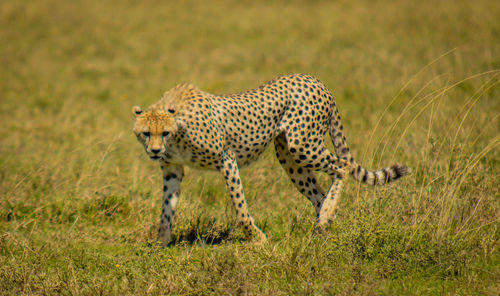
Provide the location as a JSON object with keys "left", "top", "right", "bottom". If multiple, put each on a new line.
{"left": 151, "top": 149, "right": 161, "bottom": 154}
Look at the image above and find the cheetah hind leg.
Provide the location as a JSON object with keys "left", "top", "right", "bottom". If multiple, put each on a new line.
{"left": 316, "top": 175, "right": 344, "bottom": 226}
{"left": 284, "top": 143, "right": 351, "bottom": 229}
{"left": 316, "top": 158, "right": 351, "bottom": 226}
{"left": 274, "top": 134, "right": 326, "bottom": 217}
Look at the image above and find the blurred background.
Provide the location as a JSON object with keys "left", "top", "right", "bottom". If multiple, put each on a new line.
{"left": 0, "top": 0, "right": 498, "bottom": 294}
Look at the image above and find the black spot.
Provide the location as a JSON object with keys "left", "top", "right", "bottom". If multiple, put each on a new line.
{"left": 165, "top": 174, "right": 177, "bottom": 181}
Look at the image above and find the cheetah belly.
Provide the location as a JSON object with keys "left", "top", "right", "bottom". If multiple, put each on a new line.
{"left": 225, "top": 118, "right": 283, "bottom": 168}
{"left": 230, "top": 138, "right": 273, "bottom": 168}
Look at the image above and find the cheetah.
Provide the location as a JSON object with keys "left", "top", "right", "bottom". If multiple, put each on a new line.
{"left": 132, "top": 74, "right": 411, "bottom": 246}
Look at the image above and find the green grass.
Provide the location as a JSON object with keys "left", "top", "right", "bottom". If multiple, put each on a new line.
{"left": 1, "top": 0, "right": 499, "bottom": 294}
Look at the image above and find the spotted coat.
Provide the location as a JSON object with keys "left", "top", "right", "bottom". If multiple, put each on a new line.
{"left": 132, "top": 74, "right": 411, "bottom": 245}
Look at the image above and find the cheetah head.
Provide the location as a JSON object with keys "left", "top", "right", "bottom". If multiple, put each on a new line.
{"left": 132, "top": 106, "right": 177, "bottom": 161}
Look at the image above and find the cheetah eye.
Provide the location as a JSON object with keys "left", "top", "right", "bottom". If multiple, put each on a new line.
{"left": 142, "top": 132, "right": 151, "bottom": 137}
{"left": 162, "top": 131, "right": 170, "bottom": 137}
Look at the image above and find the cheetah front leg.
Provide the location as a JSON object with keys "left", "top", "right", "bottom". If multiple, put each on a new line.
{"left": 157, "top": 163, "right": 184, "bottom": 246}
{"left": 220, "top": 151, "right": 267, "bottom": 242}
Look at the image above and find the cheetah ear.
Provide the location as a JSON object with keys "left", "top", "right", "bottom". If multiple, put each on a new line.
{"left": 132, "top": 106, "right": 143, "bottom": 116}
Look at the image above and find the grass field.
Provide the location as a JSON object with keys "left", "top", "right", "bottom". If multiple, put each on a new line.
{"left": 1, "top": 0, "right": 499, "bottom": 294}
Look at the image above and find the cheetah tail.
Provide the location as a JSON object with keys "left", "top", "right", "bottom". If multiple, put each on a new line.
{"left": 329, "top": 109, "right": 411, "bottom": 186}
{"left": 348, "top": 162, "right": 411, "bottom": 186}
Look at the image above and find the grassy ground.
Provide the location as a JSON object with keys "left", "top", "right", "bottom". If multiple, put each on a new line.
{"left": 1, "top": 0, "right": 499, "bottom": 294}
